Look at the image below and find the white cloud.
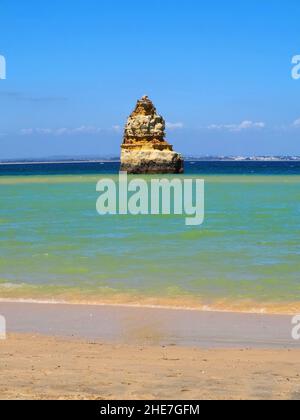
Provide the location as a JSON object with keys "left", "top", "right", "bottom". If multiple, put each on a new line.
{"left": 112, "top": 125, "right": 122, "bottom": 133}
{"left": 20, "top": 128, "right": 34, "bottom": 135}
{"left": 208, "top": 120, "right": 265, "bottom": 132}
{"left": 20, "top": 126, "right": 104, "bottom": 136}
{"left": 166, "top": 122, "right": 184, "bottom": 130}
{"left": 293, "top": 118, "right": 300, "bottom": 127}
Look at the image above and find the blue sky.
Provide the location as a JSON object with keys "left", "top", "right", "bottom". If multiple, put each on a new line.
{"left": 0, "top": 0, "right": 300, "bottom": 159}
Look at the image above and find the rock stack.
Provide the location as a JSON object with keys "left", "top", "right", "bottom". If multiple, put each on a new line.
{"left": 120, "top": 96, "right": 184, "bottom": 174}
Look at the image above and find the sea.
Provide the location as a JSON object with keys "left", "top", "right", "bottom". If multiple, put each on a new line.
{"left": 0, "top": 161, "right": 299, "bottom": 314}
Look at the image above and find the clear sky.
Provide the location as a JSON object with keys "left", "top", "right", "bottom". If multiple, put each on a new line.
{"left": 0, "top": 0, "right": 300, "bottom": 159}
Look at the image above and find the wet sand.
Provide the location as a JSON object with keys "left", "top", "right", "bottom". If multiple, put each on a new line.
{"left": 0, "top": 302, "right": 300, "bottom": 400}
{"left": 0, "top": 301, "right": 298, "bottom": 348}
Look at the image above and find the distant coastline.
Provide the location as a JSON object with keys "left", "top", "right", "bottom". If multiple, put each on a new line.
{"left": 0, "top": 159, "right": 120, "bottom": 165}
{"left": 1, "top": 155, "right": 300, "bottom": 165}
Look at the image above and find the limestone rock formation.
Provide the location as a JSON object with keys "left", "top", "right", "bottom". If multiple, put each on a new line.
{"left": 121, "top": 96, "right": 184, "bottom": 174}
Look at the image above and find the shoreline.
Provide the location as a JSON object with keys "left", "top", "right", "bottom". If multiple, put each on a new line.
{"left": 1, "top": 301, "right": 300, "bottom": 400}
{"left": 0, "top": 301, "right": 298, "bottom": 349}
{"left": 0, "top": 296, "right": 299, "bottom": 316}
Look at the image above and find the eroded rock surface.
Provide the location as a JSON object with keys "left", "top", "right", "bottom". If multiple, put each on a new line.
{"left": 121, "top": 96, "right": 184, "bottom": 174}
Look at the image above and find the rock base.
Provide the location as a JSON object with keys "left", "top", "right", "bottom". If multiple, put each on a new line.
{"left": 121, "top": 149, "right": 184, "bottom": 174}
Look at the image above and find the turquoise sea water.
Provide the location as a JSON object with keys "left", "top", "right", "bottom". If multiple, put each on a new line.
{"left": 0, "top": 163, "right": 300, "bottom": 313}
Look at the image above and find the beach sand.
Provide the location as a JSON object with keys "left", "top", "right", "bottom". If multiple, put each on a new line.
{"left": 0, "top": 302, "right": 300, "bottom": 400}
{"left": 1, "top": 334, "right": 300, "bottom": 400}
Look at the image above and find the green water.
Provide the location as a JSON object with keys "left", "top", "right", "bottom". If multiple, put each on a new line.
{"left": 0, "top": 175, "right": 300, "bottom": 312}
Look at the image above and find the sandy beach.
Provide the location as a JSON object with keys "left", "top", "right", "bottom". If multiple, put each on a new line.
{"left": 2, "top": 0, "right": 300, "bottom": 403}
{"left": 1, "top": 334, "right": 300, "bottom": 400}
{"left": 0, "top": 302, "right": 300, "bottom": 400}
